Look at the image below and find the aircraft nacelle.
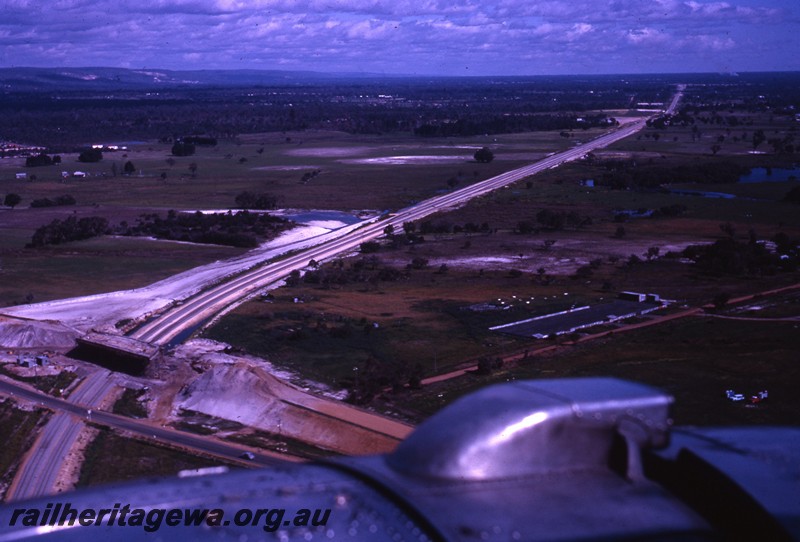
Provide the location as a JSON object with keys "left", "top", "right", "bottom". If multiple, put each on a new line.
{"left": 1, "top": 377, "right": 798, "bottom": 541}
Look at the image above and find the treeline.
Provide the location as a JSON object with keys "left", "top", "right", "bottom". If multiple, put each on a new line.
{"left": 682, "top": 231, "right": 798, "bottom": 276}
{"left": 27, "top": 216, "right": 109, "bottom": 247}
{"left": 119, "top": 210, "right": 291, "bottom": 248}
{"left": 593, "top": 160, "right": 749, "bottom": 190}
{"left": 0, "top": 77, "right": 670, "bottom": 146}
{"left": 30, "top": 195, "right": 76, "bottom": 208}
{"left": 25, "top": 153, "right": 61, "bottom": 167}
{"left": 341, "top": 357, "right": 424, "bottom": 404}
{"left": 235, "top": 191, "right": 278, "bottom": 210}
{"left": 27, "top": 210, "right": 292, "bottom": 249}
{"left": 297, "top": 256, "right": 409, "bottom": 288}
{"left": 515, "top": 209, "right": 592, "bottom": 233}
{"left": 414, "top": 114, "right": 614, "bottom": 137}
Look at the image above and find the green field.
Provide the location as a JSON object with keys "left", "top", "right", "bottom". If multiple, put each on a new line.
{"left": 77, "top": 428, "right": 232, "bottom": 488}
{"left": 385, "top": 302, "right": 800, "bottom": 427}
{"left": 0, "top": 234, "right": 244, "bottom": 307}
{"left": 0, "top": 400, "right": 49, "bottom": 500}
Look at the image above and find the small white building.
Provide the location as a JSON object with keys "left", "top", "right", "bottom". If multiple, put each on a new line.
{"left": 15, "top": 172, "right": 27, "bottom": 180}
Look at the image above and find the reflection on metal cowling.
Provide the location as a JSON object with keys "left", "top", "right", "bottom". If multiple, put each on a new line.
{"left": 2, "top": 377, "right": 799, "bottom": 541}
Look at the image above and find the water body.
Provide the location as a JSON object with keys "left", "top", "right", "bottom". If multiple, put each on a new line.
{"left": 668, "top": 189, "right": 737, "bottom": 199}
{"left": 278, "top": 209, "right": 364, "bottom": 226}
{"left": 737, "top": 167, "right": 799, "bottom": 183}
{"left": 668, "top": 166, "right": 799, "bottom": 199}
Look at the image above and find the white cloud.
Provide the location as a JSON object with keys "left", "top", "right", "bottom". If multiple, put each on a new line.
{"left": 0, "top": 0, "right": 795, "bottom": 74}
{"left": 626, "top": 27, "right": 669, "bottom": 45}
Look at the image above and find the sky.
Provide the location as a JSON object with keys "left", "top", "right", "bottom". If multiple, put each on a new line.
{"left": 0, "top": 0, "right": 797, "bottom": 76}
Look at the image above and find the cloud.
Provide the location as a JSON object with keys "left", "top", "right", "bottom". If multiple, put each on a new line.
{"left": 0, "top": 0, "right": 795, "bottom": 74}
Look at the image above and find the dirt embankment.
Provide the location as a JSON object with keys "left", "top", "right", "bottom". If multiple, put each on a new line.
{"left": 174, "top": 352, "right": 411, "bottom": 456}
{"left": 0, "top": 316, "right": 79, "bottom": 349}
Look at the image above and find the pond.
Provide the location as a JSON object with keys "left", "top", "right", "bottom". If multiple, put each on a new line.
{"left": 277, "top": 209, "right": 364, "bottom": 226}
{"left": 668, "top": 166, "right": 799, "bottom": 199}
{"left": 737, "top": 167, "right": 799, "bottom": 183}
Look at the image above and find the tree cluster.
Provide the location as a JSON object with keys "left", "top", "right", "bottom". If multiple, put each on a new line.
{"left": 341, "top": 358, "right": 424, "bottom": 404}
{"left": 171, "top": 141, "right": 196, "bottom": 157}
{"left": 300, "top": 256, "right": 407, "bottom": 288}
{"left": 77, "top": 148, "right": 103, "bottom": 163}
{"left": 25, "top": 153, "right": 61, "bottom": 167}
{"left": 29, "top": 194, "right": 76, "bottom": 208}
{"left": 0, "top": 76, "right": 673, "bottom": 147}
{"left": 119, "top": 210, "right": 291, "bottom": 248}
{"left": 784, "top": 186, "right": 800, "bottom": 204}
{"left": 414, "top": 114, "right": 614, "bottom": 138}
{"left": 682, "top": 234, "right": 797, "bottom": 276}
{"left": 181, "top": 136, "right": 217, "bottom": 146}
{"left": 3, "top": 193, "right": 22, "bottom": 208}
{"left": 596, "top": 160, "right": 749, "bottom": 190}
{"left": 515, "top": 209, "right": 591, "bottom": 232}
{"left": 28, "top": 216, "right": 109, "bottom": 247}
{"left": 234, "top": 191, "right": 278, "bottom": 210}
{"left": 473, "top": 147, "right": 494, "bottom": 163}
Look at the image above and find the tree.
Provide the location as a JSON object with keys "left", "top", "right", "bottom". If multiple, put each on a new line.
{"left": 235, "top": 191, "right": 277, "bottom": 210}
{"left": 25, "top": 153, "right": 53, "bottom": 167}
{"left": 4, "top": 193, "right": 22, "bottom": 209}
{"left": 123, "top": 161, "right": 136, "bottom": 175}
{"left": 78, "top": 148, "right": 103, "bottom": 163}
{"left": 784, "top": 186, "right": 800, "bottom": 204}
{"left": 171, "top": 141, "right": 196, "bottom": 157}
{"left": 474, "top": 147, "right": 495, "bottom": 163}
{"left": 752, "top": 129, "right": 766, "bottom": 151}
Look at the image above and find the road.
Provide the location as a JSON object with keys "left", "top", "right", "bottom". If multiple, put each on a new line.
{"left": 3, "top": 88, "right": 682, "bottom": 502}
{"left": 4, "top": 371, "right": 116, "bottom": 502}
{"left": 132, "top": 95, "right": 679, "bottom": 345}
{"left": 0, "top": 375, "right": 290, "bottom": 500}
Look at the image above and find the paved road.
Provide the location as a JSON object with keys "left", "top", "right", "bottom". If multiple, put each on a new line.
{"left": 3, "top": 88, "right": 684, "bottom": 501}
{"left": 0, "top": 376, "right": 288, "bottom": 502}
{"left": 132, "top": 97, "right": 677, "bottom": 345}
{"left": 5, "top": 371, "right": 115, "bottom": 502}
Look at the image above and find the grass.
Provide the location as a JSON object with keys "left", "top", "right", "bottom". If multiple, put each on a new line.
{"left": 226, "top": 430, "right": 338, "bottom": 460}
{"left": 173, "top": 409, "right": 247, "bottom": 435}
{"left": 0, "top": 129, "right": 585, "bottom": 306}
{"left": 0, "top": 399, "right": 49, "bottom": 500}
{"left": 383, "top": 312, "right": 800, "bottom": 427}
{"left": 203, "top": 270, "right": 572, "bottom": 386}
{"left": 111, "top": 388, "right": 148, "bottom": 419}
{"left": 0, "top": 235, "right": 244, "bottom": 307}
{"left": 0, "top": 366, "right": 77, "bottom": 396}
{"left": 77, "top": 427, "right": 232, "bottom": 488}
{"left": 0, "top": 131, "right": 589, "bottom": 211}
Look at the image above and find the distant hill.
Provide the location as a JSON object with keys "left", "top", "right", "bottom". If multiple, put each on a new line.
{"left": 0, "top": 67, "right": 395, "bottom": 91}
